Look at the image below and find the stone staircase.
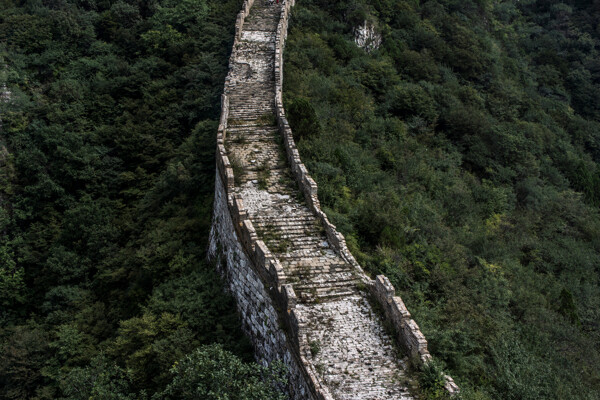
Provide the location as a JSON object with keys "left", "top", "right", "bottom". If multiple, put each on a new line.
{"left": 222, "top": 1, "right": 415, "bottom": 399}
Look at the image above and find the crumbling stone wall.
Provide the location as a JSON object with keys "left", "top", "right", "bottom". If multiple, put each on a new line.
{"left": 209, "top": 0, "right": 459, "bottom": 397}
{"left": 209, "top": 4, "right": 331, "bottom": 396}
{"left": 209, "top": 170, "right": 320, "bottom": 399}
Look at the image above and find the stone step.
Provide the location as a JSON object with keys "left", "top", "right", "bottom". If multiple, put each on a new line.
{"left": 286, "top": 263, "right": 355, "bottom": 274}
{"left": 293, "top": 281, "right": 360, "bottom": 295}
{"left": 257, "top": 230, "right": 325, "bottom": 240}
{"left": 253, "top": 217, "right": 319, "bottom": 224}
{"left": 295, "top": 286, "right": 359, "bottom": 303}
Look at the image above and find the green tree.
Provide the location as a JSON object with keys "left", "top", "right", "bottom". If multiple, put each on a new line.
{"left": 61, "top": 354, "right": 133, "bottom": 400}
{"left": 160, "top": 344, "right": 287, "bottom": 400}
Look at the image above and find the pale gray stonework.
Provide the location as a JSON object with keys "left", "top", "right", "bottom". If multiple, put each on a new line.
{"left": 354, "top": 21, "right": 382, "bottom": 53}
{"left": 209, "top": 0, "right": 459, "bottom": 398}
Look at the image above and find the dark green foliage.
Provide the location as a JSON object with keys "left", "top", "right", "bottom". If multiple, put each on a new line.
{"left": 419, "top": 360, "right": 451, "bottom": 400}
{"left": 2, "top": 0, "right": 600, "bottom": 398}
{"left": 0, "top": 323, "right": 51, "bottom": 399}
{"left": 61, "top": 354, "right": 134, "bottom": 400}
{"left": 286, "top": 97, "right": 321, "bottom": 140}
{"left": 160, "top": 344, "right": 287, "bottom": 400}
{"left": 0, "top": 0, "right": 274, "bottom": 397}
{"left": 284, "top": 0, "right": 600, "bottom": 398}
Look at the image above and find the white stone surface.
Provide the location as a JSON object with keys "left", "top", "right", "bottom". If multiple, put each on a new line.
{"left": 354, "top": 20, "right": 382, "bottom": 53}
{"left": 299, "top": 295, "right": 412, "bottom": 399}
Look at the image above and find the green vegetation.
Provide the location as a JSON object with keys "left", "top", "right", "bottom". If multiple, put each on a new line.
{"left": 231, "top": 153, "right": 245, "bottom": 185}
{"left": 0, "top": 0, "right": 285, "bottom": 398}
{"left": 2, "top": 0, "right": 600, "bottom": 398}
{"left": 161, "top": 344, "right": 286, "bottom": 400}
{"left": 309, "top": 339, "right": 321, "bottom": 356}
{"left": 419, "top": 360, "right": 452, "bottom": 400}
{"left": 256, "top": 112, "right": 278, "bottom": 126}
{"left": 257, "top": 160, "right": 271, "bottom": 190}
{"left": 284, "top": 0, "right": 600, "bottom": 398}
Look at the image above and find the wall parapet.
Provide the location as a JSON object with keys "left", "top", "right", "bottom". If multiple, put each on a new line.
{"left": 216, "top": 176, "right": 334, "bottom": 399}
{"left": 271, "top": 2, "right": 459, "bottom": 397}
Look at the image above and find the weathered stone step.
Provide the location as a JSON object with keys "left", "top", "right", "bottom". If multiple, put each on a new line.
{"left": 253, "top": 218, "right": 323, "bottom": 228}
{"left": 286, "top": 264, "right": 356, "bottom": 275}
{"left": 290, "top": 269, "right": 357, "bottom": 281}
{"left": 295, "top": 286, "right": 359, "bottom": 303}
{"left": 257, "top": 230, "right": 325, "bottom": 240}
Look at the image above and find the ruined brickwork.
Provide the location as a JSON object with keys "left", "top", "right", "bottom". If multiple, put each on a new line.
{"left": 209, "top": 0, "right": 459, "bottom": 398}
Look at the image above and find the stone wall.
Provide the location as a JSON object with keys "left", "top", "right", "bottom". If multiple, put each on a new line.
{"left": 210, "top": 2, "right": 334, "bottom": 398}
{"left": 209, "top": 171, "right": 317, "bottom": 399}
{"left": 210, "top": 0, "right": 459, "bottom": 396}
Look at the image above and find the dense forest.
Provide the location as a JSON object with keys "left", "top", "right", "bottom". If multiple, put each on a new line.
{"left": 0, "top": 0, "right": 285, "bottom": 398}
{"left": 1, "top": 0, "right": 600, "bottom": 399}
{"left": 283, "top": 0, "right": 600, "bottom": 399}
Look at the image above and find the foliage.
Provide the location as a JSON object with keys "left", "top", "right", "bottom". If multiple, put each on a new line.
{"left": 419, "top": 360, "right": 451, "bottom": 400}
{"left": 2, "top": 0, "right": 600, "bottom": 398}
{"left": 0, "top": 0, "right": 274, "bottom": 397}
{"left": 61, "top": 354, "right": 134, "bottom": 400}
{"left": 284, "top": 0, "right": 600, "bottom": 398}
{"left": 160, "top": 344, "right": 287, "bottom": 400}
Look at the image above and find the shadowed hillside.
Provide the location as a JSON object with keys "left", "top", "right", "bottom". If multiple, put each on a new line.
{"left": 283, "top": 0, "right": 600, "bottom": 398}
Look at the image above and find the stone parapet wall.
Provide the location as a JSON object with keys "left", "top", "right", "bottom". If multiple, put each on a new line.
{"left": 272, "top": 1, "right": 371, "bottom": 285}
{"left": 212, "top": 155, "right": 334, "bottom": 398}
{"left": 372, "top": 276, "right": 460, "bottom": 394}
{"left": 209, "top": 173, "right": 317, "bottom": 399}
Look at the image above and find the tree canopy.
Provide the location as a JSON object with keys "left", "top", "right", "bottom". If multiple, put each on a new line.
{"left": 0, "top": 0, "right": 280, "bottom": 397}
{"left": 284, "top": 0, "right": 600, "bottom": 398}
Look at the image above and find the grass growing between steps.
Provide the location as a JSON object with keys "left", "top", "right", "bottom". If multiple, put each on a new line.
{"left": 255, "top": 224, "right": 290, "bottom": 254}
{"left": 256, "top": 112, "right": 278, "bottom": 126}
{"left": 230, "top": 154, "right": 245, "bottom": 185}
{"left": 257, "top": 160, "right": 271, "bottom": 190}
{"left": 227, "top": 118, "right": 246, "bottom": 126}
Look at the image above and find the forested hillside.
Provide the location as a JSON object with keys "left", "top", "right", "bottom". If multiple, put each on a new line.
{"left": 0, "top": 0, "right": 284, "bottom": 398}
{"left": 2, "top": 0, "right": 600, "bottom": 399}
{"left": 283, "top": 0, "right": 600, "bottom": 399}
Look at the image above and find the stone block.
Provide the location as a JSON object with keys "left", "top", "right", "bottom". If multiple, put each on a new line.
{"left": 232, "top": 196, "right": 248, "bottom": 222}
{"left": 375, "top": 275, "right": 395, "bottom": 298}
{"left": 225, "top": 167, "right": 235, "bottom": 191}
{"left": 420, "top": 353, "right": 433, "bottom": 363}
{"left": 297, "top": 163, "right": 308, "bottom": 178}
{"left": 282, "top": 284, "right": 297, "bottom": 310}
{"left": 241, "top": 219, "right": 257, "bottom": 253}
{"left": 268, "top": 259, "right": 284, "bottom": 287}
{"left": 444, "top": 375, "right": 460, "bottom": 395}
{"left": 254, "top": 240, "right": 271, "bottom": 270}
{"left": 391, "top": 296, "right": 411, "bottom": 320}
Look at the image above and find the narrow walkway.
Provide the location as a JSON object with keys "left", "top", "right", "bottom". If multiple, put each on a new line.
{"left": 224, "top": 2, "right": 414, "bottom": 398}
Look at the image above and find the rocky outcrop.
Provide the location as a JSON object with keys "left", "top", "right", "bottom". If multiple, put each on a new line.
{"left": 209, "top": 0, "right": 458, "bottom": 398}
{"left": 354, "top": 20, "right": 382, "bottom": 53}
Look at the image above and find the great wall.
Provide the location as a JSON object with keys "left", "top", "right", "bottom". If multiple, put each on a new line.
{"left": 207, "top": 1, "right": 459, "bottom": 398}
